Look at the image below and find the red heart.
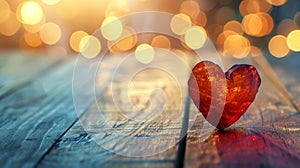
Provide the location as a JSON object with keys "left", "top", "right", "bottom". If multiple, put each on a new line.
{"left": 188, "top": 61, "right": 261, "bottom": 130}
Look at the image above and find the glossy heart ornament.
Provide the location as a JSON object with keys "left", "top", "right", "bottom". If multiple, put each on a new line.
{"left": 188, "top": 61, "right": 261, "bottom": 130}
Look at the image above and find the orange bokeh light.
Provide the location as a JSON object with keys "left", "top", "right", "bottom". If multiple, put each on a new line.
{"left": 24, "top": 32, "right": 42, "bottom": 48}
{"left": 242, "top": 12, "right": 273, "bottom": 37}
{"left": 239, "top": 0, "right": 272, "bottom": 16}
{"left": 108, "top": 26, "right": 138, "bottom": 52}
{"left": 223, "top": 34, "right": 251, "bottom": 58}
{"left": 151, "top": 35, "right": 171, "bottom": 50}
{"left": 266, "top": 0, "right": 287, "bottom": 6}
{"left": 70, "top": 30, "right": 89, "bottom": 52}
{"left": 224, "top": 20, "right": 244, "bottom": 35}
{"left": 268, "top": 35, "right": 289, "bottom": 58}
{"left": 0, "top": 12, "right": 21, "bottom": 36}
{"left": 180, "top": 0, "right": 200, "bottom": 20}
{"left": 0, "top": 0, "right": 10, "bottom": 24}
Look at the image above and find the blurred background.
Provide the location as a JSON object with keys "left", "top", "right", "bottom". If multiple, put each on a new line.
{"left": 0, "top": 0, "right": 300, "bottom": 59}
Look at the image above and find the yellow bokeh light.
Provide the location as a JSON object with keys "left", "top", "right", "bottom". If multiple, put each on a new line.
{"left": 24, "top": 32, "right": 42, "bottom": 47}
{"left": 266, "top": 0, "right": 287, "bottom": 6}
{"left": 0, "top": 0, "right": 10, "bottom": 24}
{"left": 135, "top": 44, "right": 155, "bottom": 64}
{"left": 101, "top": 16, "right": 123, "bottom": 41}
{"left": 23, "top": 16, "right": 46, "bottom": 33}
{"left": 223, "top": 34, "right": 251, "bottom": 58}
{"left": 42, "top": 0, "right": 61, "bottom": 5}
{"left": 20, "top": 1, "right": 43, "bottom": 25}
{"left": 184, "top": 26, "right": 207, "bottom": 50}
{"left": 287, "top": 30, "right": 300, "bottom": 52}
{"left": 108, "top": 26, "right": 137, "bottom": 52}
{"left": 268, "top": 35, "right": 289, "bottom": 58}
{"left": 70, "top": 31, "right": 89, "bottom": 52}
{"left": 170, "top": 13, "right": 192, "bottom": 35}
{"left": 0, "top": 12, "right": 21, "bottom": 36}
{"left": 80, "top": 35, "right": 101, "bottom": 59}
{"left": 151, "top": 35, "right": 171, "bottom": 50}
{"left": 40, "top": 22, "right": 61, "bottom": 45}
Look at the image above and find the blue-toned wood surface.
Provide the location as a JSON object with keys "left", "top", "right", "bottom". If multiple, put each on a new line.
{"left": 0, "top": 51, "right": 299, "bottom": 168}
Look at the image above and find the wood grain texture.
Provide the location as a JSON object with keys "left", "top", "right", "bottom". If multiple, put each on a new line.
{"left": 0, "top": 57, "right": 101, "bottom": 168}
{"left": 1, "top": 52, "right": 300, "bottom": 168}
{"left": 38, "top": 52, "right": 193, "bottom": 168}
{"left": 0, "top": 52, "right": 60, "bottom": 99}
{"left": 184, "top": 56, "right": 300, "bottom": 167}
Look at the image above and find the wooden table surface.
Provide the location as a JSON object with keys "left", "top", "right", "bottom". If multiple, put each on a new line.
{"left": 0, "top": 51, "right": 299, "bottom": 168}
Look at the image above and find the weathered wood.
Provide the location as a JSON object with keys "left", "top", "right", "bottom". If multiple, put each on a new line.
{"left": 0, "top": 56, "right": 110, "bottom": 167}
{"left": 38, "top": 51, "right": 193, "bottom": 168}
{"left": 1, "top": 51, "right": 300, "bottom": 168}
{"left": 184, "top": 55, "right": 300, "bottom": 167}
{"left": 0, "top": 52, "right": 61, "bottom": 99}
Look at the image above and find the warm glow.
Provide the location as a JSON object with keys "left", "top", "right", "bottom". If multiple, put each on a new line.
{"left": 105, "top": 0, "right": 129, "bottom": 17}
{"left": 242, "top": 13, "right": 273, "bottom": 37}
{"left": 101, "top": 16, "right": 123, "bottom": 41}
{"left": 242, "top": 14, "right": 262, "bottom": 36}
{"left": 214, "top": 7, "right": 235, "bottom": 25}
{"left": 42, "top": 0, "right": 61, "bottom": 5}
{"left": 287, "top": 30, "right": 300, "bottom": 52}
{"left": 23, "top": 16, "right": 45, "bottom": 33}
{"left": 223, "top": 34, "right": 251, "bottom": 58}
{"left": 20, "top": 1, "right": 43, "bottom": 25}
{"left": 40, "top": 22, "right": 61, "bottom": 45}
{"left": 180, "top": 0, "right": 200, "bottom": 20}
{"left": 0, "top": 0, "right": 10, "bottom": 24}
{"left": 277, "top": 19, "right": 298, "bottom": 36}
{"left": 170, "top": 13, "right": 192, "bottom": 35}
{"left": 70, "top": 31, "right": 89, "bottom": 52}
{"left": 24, "top": 32, "right": 42, "bottom": 47}
{"left": 184, "top": 26, "right": 207, "bottom": 50}
{"left": 108, "top": 26, "right": 137, "bottom": 52}
{"left": 268, "top": 35, "right": 289, "bottom": 58}
{"left": 224, "top": 20, "right": 244, "bottom": 35}
{"left": 266, "top": 0, "right": 287, "bottom": 6}
{"left": 198, "top": 0, "right": 217, "bottom": 12}
{"left": 239, "top": 0, "right": 272, "bottom": 16}
{"left": 216, "top": 30, "right": 237, "bottom": 52}
{"left": 250, "top": 46, "right": 263, "bottom": 57}
{"left": 206, "top": 24, "right": 224, "bottom": 43}
{"left": 194, "top": 10, "right": 207, "bottom": 27}
{"left": 80, "top": 35, "right": 101, "bottom": 59}
{"left": 135, "top": 44, "right": 155, "bottom": 64}
{"left": 0, "top": 12, "right": 21, "bottom": 36}
{"left": 151, "top": 35, "right": 171, "bottom": 50}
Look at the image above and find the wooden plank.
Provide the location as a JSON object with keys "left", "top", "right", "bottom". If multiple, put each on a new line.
{"left": 37, "top": 51, "right": 193, "bottom": 167}
{"left": 184, "top": 55, "right": 300, "bottom": 167}
{"left": 0, "top": 55, "right": 113, "bottom": 167}
{"left": 0, "top": 52, "right": 61, "bottom": 99}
